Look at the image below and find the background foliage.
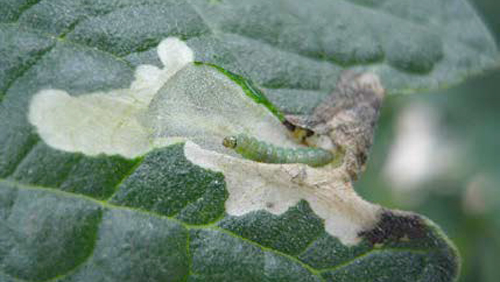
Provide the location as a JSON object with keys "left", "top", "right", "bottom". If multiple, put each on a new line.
{"left": 355, "top": 0, "right": 500, "bottom": 281}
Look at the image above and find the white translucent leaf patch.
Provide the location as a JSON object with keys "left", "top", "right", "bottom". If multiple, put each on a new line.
{"left": 143, "top": 64, "right": 297, "bottom": 154}
{"left": 29, "top": 37, "right": 195, "bottom": 158}
{"left": 184, "top": 141, "right": 380, "bottom": 244}
{"left": 28, "top": 37, "right": 380, "bottom": 244}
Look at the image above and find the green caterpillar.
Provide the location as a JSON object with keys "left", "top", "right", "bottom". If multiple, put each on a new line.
{"left": 222, "top": 134, "right": 334, "bottom": 167}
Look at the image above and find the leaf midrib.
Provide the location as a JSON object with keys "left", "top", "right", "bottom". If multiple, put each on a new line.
{"left": 0, "top": 177, "right": 445, "bottom": 282}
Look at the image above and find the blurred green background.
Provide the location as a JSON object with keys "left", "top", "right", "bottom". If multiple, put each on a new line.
{"left": 355, "top": 1, "right": 500, "bottom": 281}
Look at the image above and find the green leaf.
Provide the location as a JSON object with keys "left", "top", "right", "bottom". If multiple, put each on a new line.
{"left": 1, "top": 0, "right": 498, "bottom": 113}
{"left": 1, "top": 0, "right": 488, "bottom": 281}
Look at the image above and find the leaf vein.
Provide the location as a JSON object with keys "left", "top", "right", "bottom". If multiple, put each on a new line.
{"left": 0, "top": 43, "right": 55, "bottom": 103}
{"left": 0, "top": 22, "right": 134, "bottom": 70}
{"left": 11, "top": 0, "right": 43, "bottom": 22}
{"left": 318, "top": 248, "right": 429, "bottom": 273}
{"left": 104, "top": 157, "right": 145, "bottom": 202}
{"left": 41, "top": 209, "right": 104, "bottom": 282}
{"left": 208, "top": 226, "right": 326, "bottom": 281}
{"left": 3, "top": 138, "right": 39, "bottom": 179}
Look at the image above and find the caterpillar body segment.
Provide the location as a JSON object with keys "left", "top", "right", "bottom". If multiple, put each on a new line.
{"left": 222, "top": 134, "right": 334, "bottom": 167}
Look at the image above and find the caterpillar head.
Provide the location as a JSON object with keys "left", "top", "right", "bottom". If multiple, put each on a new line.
{"left": 222, "top": 136, "right": 238, "bottom": 148}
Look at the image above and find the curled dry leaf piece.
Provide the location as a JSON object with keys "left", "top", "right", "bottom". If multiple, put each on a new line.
{"left": 286, "top": 71, "right": 385, "bottom": 180}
